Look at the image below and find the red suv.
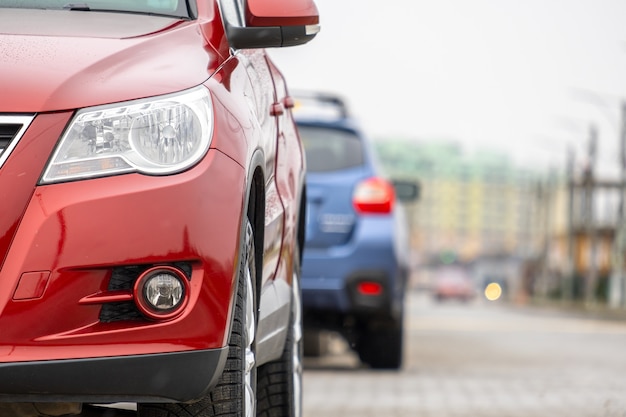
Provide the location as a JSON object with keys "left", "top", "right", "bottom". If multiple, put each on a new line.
{"left": 0, "top": 1, "right": 318, "bottom": 416}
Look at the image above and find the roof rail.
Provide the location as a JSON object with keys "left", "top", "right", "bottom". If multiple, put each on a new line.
{"left": 291, "top": 90, "right": 350, "bottom": 119}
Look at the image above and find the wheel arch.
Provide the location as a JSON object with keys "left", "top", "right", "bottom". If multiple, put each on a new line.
{"left": 243, "top": 149, "right": 266, "bottom": 313}
{"left": 297, "top": 184, "right": 306, "bottom": 265}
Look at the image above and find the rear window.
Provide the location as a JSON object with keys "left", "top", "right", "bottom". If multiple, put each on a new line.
{"left": 298, "top": 125, "right": 364, "bottom": 173}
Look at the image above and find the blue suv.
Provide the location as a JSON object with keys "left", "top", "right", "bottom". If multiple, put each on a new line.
{"left": 294, "top": 93, "right": 418, "bottom": 369}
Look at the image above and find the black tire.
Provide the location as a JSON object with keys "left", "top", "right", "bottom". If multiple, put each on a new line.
{"left": 138, "top": 219, "right": 257, "bottom": 417}
{"left": 356, "top": 315, "right": 404, "bottom": 370}
{"left": 257, "top": 248, "right": 303, "bottom": 417}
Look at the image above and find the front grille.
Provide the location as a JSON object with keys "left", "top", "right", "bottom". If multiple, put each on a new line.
{"left": 0, "top": 115, "right": 35, "bottom": 169}
{"left": 100, "top": 301, "right": 144, "bottom": 323}
{"left": 0, "top": 124, "right": 20, "bottom": 152}
{"left": 99, "top": 266, "right": 145, "bottom": 323}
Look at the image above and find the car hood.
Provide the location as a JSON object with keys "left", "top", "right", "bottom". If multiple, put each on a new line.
{"left": 0, "top": 9, "right": 221, "bottom": 112}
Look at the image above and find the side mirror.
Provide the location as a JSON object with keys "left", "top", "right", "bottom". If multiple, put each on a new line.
{"left": 392, "top": 180, "right": 420, "bottom": 203}
{"left": 223, "top": 0, "right": 320, "bottom": 49}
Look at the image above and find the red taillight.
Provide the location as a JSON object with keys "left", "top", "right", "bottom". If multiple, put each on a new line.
{"left": 352, "top": 177, "right": 395, "bottom": 214}
{"left": 357, "top": 281, "right": 383, "bottom": 296}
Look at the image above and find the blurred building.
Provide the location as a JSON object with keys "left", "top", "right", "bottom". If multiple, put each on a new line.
{"left": 549, "top": 176, "right": 622, "bottom": 301}
{"left": 374, "top": 139, "right": 549, "bottom": 262}
{"left": 375, "top": 138, "right": 626, "bottom": 303}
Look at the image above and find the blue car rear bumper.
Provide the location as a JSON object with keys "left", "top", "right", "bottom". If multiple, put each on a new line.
{"left": 301, "top": 217, "right": 406, "bottom": 316}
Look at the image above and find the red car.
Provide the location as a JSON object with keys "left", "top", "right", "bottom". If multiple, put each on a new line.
{"left": 0, "top": 1, "right": 318, "bottom": 416}
{"left": 432, "top": 266, "right": 476, "bottom": 302}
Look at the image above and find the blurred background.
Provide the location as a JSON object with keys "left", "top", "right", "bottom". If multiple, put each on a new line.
{"left": 269, "top": 0, "right": 626, "bottom": 307}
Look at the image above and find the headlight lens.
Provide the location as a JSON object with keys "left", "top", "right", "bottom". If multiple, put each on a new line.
{"left": 42, "top": 86, "right": 213, "bottom": 183}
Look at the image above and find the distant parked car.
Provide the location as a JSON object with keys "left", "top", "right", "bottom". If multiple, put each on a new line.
{"left": 432, "top": 266, "right": 476, "bottom": 302}
{"left": 294, "top": 92, "right": 418, "bottom": 369}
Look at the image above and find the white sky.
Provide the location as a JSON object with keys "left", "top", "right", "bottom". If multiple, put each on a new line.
{"left": 268, "top": 0, "right": 626, "bottom": 178}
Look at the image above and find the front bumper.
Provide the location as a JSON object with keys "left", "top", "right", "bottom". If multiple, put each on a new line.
{"left": 0, "top": 111, "right": 245, "bottom": 378}
{"left": 0, "top": 348, "right": 228, "bottom": 403}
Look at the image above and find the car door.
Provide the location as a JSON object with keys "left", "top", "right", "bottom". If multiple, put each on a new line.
{"left": 240, "top": 48, "right": 296, "bottom": 363}
{"left": 266, "top": 56, "right": 302, "bottom": 264}
{"left": 241, "top": 49, "right": 284, "bottom": 285}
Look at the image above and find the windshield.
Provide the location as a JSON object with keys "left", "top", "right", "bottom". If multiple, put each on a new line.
{"left": 0, "top": 0, "right": 192, "bottom": 18}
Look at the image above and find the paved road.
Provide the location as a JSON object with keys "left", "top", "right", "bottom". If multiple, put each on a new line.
{"left": 80, "top": 291, "right": 626, "bottom": 417}
{"left": 302, "top": 292, "right": 626, "bottom": 417}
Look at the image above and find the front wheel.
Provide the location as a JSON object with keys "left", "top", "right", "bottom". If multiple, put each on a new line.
{"left": 138, "top": 219, "right": 257, "bottom": 417}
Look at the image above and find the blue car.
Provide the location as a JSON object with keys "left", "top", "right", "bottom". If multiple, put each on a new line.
{"left": 294, "top": 93, "right": 418, "bottom": 369}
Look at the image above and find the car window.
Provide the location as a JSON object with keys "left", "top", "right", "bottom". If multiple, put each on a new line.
{"left": 298, "top": 125, "right": 364, "bottom": 173}
{"left": 0, "top": 0, "right": 190, "bottom": 17}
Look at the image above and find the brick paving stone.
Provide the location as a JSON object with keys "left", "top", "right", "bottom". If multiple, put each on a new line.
{"left": 302, "top": 292, "right": 626, "bottom": 417}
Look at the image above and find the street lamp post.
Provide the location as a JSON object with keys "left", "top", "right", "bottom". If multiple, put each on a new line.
{"left": 584, "top": 125, "right": 599, "bottom": 304}
{"left": 609, "top": 103, "right": 626, "bottom": 308}
{"left": 565, "top": 146, "right": 576, "bottom": 301}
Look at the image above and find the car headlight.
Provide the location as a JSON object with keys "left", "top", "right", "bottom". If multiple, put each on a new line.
{"left": 41, "top": 86, "right": 213, "bottom": 183}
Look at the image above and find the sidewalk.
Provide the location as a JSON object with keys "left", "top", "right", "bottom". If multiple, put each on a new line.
{"left": 519, "top": 296, "right": 626, "bottom": 322}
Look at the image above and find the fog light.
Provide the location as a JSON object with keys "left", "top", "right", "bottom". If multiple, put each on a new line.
{"left": 134, "top": 266, "right": 189, "bottom": 320}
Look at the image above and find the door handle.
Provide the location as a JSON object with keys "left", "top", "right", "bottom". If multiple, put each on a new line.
{"left": 283, "top": 96, "right": 295, "bottom": 109}
{"left": 270, "top": 102, "right": 284, "bottom": 117}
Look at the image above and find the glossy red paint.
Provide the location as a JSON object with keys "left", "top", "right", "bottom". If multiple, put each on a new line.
{"left": 0, "top": 149, "right": 244, "bottom": 361}
{"left": 0, "top": 10, "right": 222, "bottom": 113}
{"left": 0, "top": 0, "right": 317, "bottom": 405}
{"left": 270, "top": 58, "right": 304, "bottom": 285}
{"left": 0, "top": 112, "right": 73, "bottom": 271}
{"left": 13, "top": 272, "right": 50, "bottom": 300}
{"left": 246, "top": 0, "right": 319, "bottom": 26}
